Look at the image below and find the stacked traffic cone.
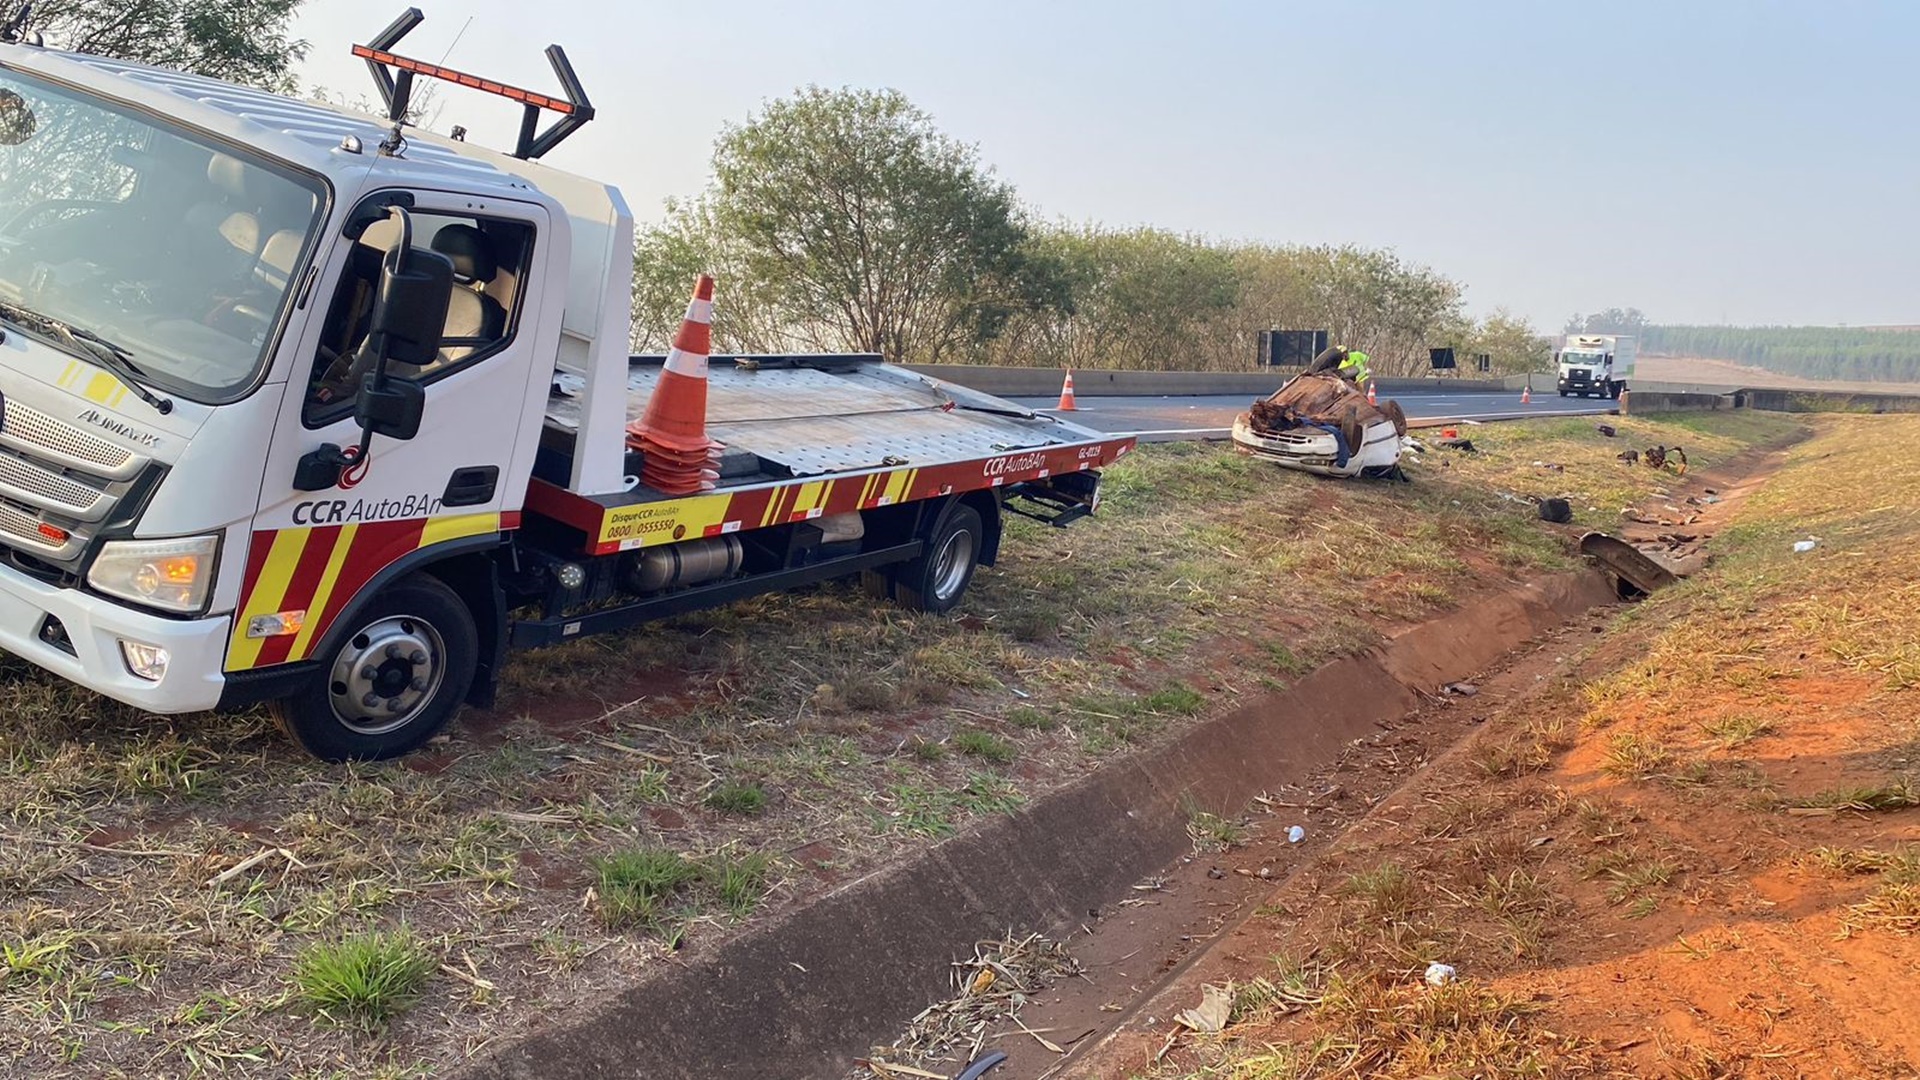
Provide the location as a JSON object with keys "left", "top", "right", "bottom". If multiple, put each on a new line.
{"left": 1366, "top": 381, "right": 1378, "bottom": 406}
{"left": 627, "top": 274, "right": 723, "bottom": 495}
{"left": 1056, "top": 369, "right": 1078, "bottom": 411}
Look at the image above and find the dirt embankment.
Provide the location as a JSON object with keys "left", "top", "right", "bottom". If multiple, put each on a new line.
{"left": 1072, "top": 415, "right": 1920, "bottom": 1079}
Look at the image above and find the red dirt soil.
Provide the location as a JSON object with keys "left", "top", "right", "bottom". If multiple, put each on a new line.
{"left": 1056, "top": 437, "right": 1920, "bottom": 1080}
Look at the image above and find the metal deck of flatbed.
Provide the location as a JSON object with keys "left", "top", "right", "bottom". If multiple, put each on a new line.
{"left": 544, "top": 355, "right": 1110, "bottom": 505}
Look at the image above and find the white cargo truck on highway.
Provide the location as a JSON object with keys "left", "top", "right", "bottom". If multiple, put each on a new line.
{"left": 0, "top": 10, "right": 1132, "bottom": 759}
{"left": 1556, "top": 334, "right": 1635, "bottom": 399}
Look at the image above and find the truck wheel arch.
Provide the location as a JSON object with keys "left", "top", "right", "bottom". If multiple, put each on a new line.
{"left": 307, "top": 536, "right": 507, "bottom": 709}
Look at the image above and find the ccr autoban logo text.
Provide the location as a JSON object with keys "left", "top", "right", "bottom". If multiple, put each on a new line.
{"left": 292, "top": 491, "right": 444, "bottom": 525}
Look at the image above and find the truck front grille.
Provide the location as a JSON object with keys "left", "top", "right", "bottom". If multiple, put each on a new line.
{"left": 0, "top": 450, "right": 111, "bottom": 521}
{"left": 0, "top": 498, "right": 85, "bottom": 560}
{"left": 0, "top": 398, "right": 138, "bottom": 479}
{"left": 0, "top": 397, "right": 151, "bottom": 567}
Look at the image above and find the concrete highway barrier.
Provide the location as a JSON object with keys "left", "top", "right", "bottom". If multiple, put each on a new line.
{"left": 902, "top": 363, "right": 1528, "bottom": 397}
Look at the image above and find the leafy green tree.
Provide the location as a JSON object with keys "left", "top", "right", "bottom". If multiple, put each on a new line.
{"left": 30, "top": 0, "right": 309, "bottom": 90}
{"left": 991, "top": 226, "right": 1241, "bottom": 370}
{"left": 630, "top": 197, "right": 791, "bottom": 354}
{"left": 1458, "top": 309, "right": 1551, "bottom": 377}
{"left": 1565, "top": 307, "right": 1650, "bottom": 336}
{"left": 705, "top": 86, "right": 1055, "bottom": 362}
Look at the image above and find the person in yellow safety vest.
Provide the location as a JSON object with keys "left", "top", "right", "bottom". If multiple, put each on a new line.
{"left": 1337, "top": 349, "right": 1372, "bottom": 385}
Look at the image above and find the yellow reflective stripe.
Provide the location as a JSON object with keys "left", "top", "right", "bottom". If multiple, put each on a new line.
{"left": 419, "top": 511, "right": 498, "bottom": 548}
{"left": 225, "top": 530, "right": 309, "bottom": 670}
{"left": 287, "top": 523, "right": 358, "bottom": 661}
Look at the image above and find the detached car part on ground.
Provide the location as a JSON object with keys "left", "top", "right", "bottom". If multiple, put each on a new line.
{"left": 1230, "top": 370, "right": 1410, "bottom": 479}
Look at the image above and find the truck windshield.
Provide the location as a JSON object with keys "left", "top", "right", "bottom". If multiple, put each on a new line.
{"left": 0, "top": 67, "right": 324, "bottom": 402}
{"left": 1562, "top": 351, "right": 1605, "bottom": 365}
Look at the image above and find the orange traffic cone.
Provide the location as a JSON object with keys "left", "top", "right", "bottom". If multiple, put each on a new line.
{"left": 1056, "top": 369, "right": 1078, "bottom": 411}
{"left": 1366, "top": 381, "right": 1378, "bottom": 406}
{"left": 1520, "top": 384, "right": 1532, "bottom": 405}
{"left": 628, "top": 274, "right": 723, "bottom": 495}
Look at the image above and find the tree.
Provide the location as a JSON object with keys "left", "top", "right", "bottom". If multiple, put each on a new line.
{"left": 29, "top": 0, "right": 308, "bottom": 90}
{"left": 1460, "top": 309, "right": 1552, "bottom": 376}
{"left": 1565, "top": 307, "right": 1650, "bottom": 336}
{"left": 707, "top": 86, "right": 1055, "bottom": 363}
{"left": 990, "top": 226, "right": 1242, "bottom": 370}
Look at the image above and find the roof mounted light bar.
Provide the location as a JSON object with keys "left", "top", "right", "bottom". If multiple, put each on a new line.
{"left": 353, "top": 7, "right": 594, "bottom": 161}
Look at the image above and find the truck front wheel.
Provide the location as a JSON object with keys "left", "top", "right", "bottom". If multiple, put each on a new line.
{"left": 271, "top": 574, "right": 478, "bottom": 761}
{"left": 894, "top": 504, "right": 982, "bottom": 614}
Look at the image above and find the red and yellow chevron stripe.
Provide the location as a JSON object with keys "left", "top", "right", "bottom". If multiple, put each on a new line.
{"left": 527, "top": 436, "right": 1134, "bottom": 556}
{"left": 225, "top": 511, "right": 506, "bottom": 672}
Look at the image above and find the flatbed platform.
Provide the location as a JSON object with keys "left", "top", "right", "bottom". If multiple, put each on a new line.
{"left": 530, "top": 355, "right": 1135, "bottom": 554}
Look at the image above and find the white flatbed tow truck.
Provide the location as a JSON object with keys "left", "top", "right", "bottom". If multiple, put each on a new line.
{"left": 0, "top": 10, "right": 1133, "bottom": 758}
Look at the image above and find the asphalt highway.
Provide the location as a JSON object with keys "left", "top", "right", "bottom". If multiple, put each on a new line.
{"left": 1008, "top": 389, "right": 1617, "bottom": 435}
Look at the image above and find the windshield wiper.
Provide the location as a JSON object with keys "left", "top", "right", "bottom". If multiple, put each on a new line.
{"left": 0, "top": 300, "right": 173, "bottom": 415}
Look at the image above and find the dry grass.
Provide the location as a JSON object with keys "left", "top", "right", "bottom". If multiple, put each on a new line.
{"left": 852, "top": 932, "right": 1081, "bottom": 1075}
{"left": 0, "top": 413, "right": 1799, "bottom": 1076}
{"left": 1180, "top": 413, "right": 1920, "bottom": 1080}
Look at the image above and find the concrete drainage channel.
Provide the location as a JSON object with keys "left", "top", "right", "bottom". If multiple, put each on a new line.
{"left": 464, "top": 571, "right": 1618, "bottom": 1080}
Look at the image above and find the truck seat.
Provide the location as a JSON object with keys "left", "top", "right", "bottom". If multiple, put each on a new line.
{"left": 425, "top": 224, "right": 507, "bottom": 367}
{"left": 183, "top": 154, "right": 265, "bottom": 291}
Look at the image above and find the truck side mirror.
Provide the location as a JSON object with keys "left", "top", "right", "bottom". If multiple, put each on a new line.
{"left": 368, "top": 241, "right": 454, "bottom": 368}
{"left": 355, "top": 374, "right": 426, "bottom": 441}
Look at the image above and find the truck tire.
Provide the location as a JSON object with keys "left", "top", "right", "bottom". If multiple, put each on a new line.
{"left": 1610, "top": 381, "right": 1624, "bottom": 400}
{"left": 270, "top": 574, "right": 478, "bottom": 762}
{"left": 893, "top": 504, "right": 982, "bottom": 614}
{"left": 1558, "top": 389, "right": 1569, "bottom": 397}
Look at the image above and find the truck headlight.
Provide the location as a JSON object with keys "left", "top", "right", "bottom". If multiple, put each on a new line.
{"left": 87, "top": 535, "right": 220, "bottom": 614}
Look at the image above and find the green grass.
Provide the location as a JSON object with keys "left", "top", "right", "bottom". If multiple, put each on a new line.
{"left": 593, "top": 848, "right": 777, "bottom": 930}
{"left": 1006, "top": 706, "right": 1058, "bottom": 731}
{"left": 1602, "top": 732, "right": 1674, "bottom": 780}
{"left": 1185, "top": 799, "right": 1247, "bottom": 852}
{"left": 952, "top": 728, "right": 1016, "bottom": 764}
{"left": 1340, "top": 863, "right": 1422, "bottom": 923}
{"left": 1792, "top": 780, "right": 1920, "bottom": 813}
{"left": 594, "top": 849, "right": 700, "bottom": 929}
{"left": 291, "top": 930, "right": 434, "bottom": 1026}
{"left": 632, "top": 764, "right": 672, "bottom": 803}
{"left": 711, "top": 852, "right": 775, "bottom": 918}
{"left": 1700, "top": 714, "right": 1774, "bottom": 748}
{"left": 877, "top": 772, "right": 1024, "bottom": 838}
{"left": 705, "top": 780, "right": 769, "bottom": 815}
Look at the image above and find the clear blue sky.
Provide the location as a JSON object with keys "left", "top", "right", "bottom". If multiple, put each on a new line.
{"left": 292, "top": 1, "right": 1917, "bottom": 330}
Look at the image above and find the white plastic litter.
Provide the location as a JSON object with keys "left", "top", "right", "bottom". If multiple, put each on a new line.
{"left": 1793, "top": 540, "right": 1818, "bottom": 553}
{"left": 1424, "top": 962, "right": 1457, "bottom": 986}
{"left": 1287, "top": 825, "right": 1305, "bottom": 843}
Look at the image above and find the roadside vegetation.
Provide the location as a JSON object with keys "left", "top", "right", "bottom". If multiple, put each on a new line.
{"left": 1143, "top": 414, "right": 1920, "bottom": 1079}
{"left": 0, "top": 412, "right": 1797, "bottom": 1075}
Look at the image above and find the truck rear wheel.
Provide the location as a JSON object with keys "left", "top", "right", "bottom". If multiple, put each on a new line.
{"left": 270, "top": 574, "right": 478, "bottom": 762}
{"left": 894, "top": 504, "right": 982, "bottom": 614}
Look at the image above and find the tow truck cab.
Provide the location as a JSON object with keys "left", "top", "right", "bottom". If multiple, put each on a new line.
{"left": 0, "top": 16, "right": 1131, "bottom": 760}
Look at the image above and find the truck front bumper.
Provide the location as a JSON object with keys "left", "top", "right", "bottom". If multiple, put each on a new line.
{"left": 0, "top": 563, "right": 229, "bottom": 714}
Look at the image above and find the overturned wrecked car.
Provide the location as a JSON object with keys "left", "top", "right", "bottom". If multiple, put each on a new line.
{"left": 1231, "top": 351, "right": 1409, "bottom": 478}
